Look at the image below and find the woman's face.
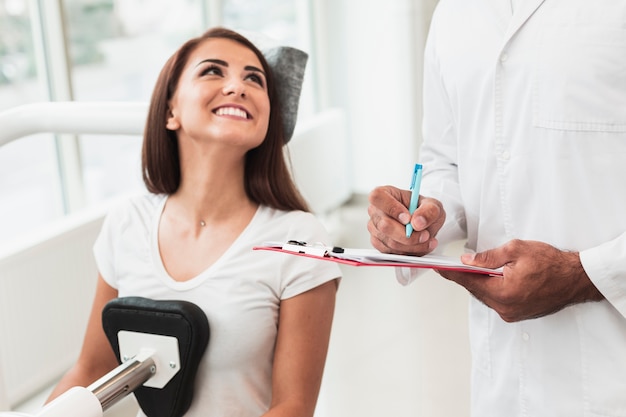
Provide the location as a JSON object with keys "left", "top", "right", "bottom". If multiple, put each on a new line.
{"left": 167, "top": 37, "right": 271, "bottom": 151}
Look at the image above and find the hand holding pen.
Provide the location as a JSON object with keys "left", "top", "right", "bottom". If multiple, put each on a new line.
{"left": 367, "top": 165, "right": 446, "bottom": 256}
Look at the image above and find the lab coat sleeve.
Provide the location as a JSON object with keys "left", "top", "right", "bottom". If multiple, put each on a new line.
{"left": 395, "top": 13, "right": 469, "bottom": 287}
{"left": 579, "top": 231, "right": 626, "bottom": 318}
{"left": 419, "top": 10, "right": 468, "bottom": 246}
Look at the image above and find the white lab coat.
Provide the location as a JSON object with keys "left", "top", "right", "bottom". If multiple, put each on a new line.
{"left": 419, "top": 0, "right": 626, "bottom": 415}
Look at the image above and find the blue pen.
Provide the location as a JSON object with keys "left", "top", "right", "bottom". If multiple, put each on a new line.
{"left": 405, "top": 163, "right": 423, "bottom": 238}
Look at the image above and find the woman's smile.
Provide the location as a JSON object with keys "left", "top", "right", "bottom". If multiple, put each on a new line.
{"left": 214, "top": 105, "right": 250, "bottom": 120}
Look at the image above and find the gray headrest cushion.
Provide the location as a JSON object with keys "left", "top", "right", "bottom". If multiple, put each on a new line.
{"left": 263, "top": 46, "right": 308, "bottom": 143}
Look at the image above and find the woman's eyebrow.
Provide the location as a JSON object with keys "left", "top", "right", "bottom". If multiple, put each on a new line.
{"left": 196, "top": 58, "right": 227, "bottom": 67}
{"left": 195, "top": 58, "right": 265, "bottom": 76}
{"left": 245, "top": 65, "right": 265, "bottom": 76}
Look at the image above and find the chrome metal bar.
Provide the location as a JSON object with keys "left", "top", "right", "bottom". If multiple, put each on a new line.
{"left": 87, "top": 356, "right": 155, "bottom": 411}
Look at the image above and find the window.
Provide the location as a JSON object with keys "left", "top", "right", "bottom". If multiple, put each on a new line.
{"left": 64, "top": 0, "right": 205, "bottom": 207}
{"left": 0, "top": 0, "right": 62, "bottom": 245}
{"left": 0, "top": 0, "right": 317, "bottom": 247}
{"left": 0, "top": 0, "right": 42, "bottom": 110}
{"left": 223, "top": 0, "right": 316, "bottom": 117}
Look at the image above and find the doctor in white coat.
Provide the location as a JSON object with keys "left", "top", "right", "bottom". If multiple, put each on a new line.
{"left": 367, "top": 0, "right": 626, "bottom": 416}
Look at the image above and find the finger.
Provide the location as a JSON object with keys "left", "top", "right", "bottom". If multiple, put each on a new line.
{"left": 367, "top": 218, "right": 397, "bottom": 253}
{"left": 369, "top": 186, "right": 412, "bottom": 225}
{"left": 367, "top": 193, "right": 420, "bottom": 253}
{"left": 461, "top": 246, "right": 514, "bottom": 270}
{"left": 368, "top": 219, "right": 436, "bottom": 255}
{"left": 367, "top": 203, "right": 408, "bottom": 239}
{"left": 367, "top": 201, "right": 435, "bottom": 246}
{"left": 410, "top": 197, "right": 445, "bottom": 233}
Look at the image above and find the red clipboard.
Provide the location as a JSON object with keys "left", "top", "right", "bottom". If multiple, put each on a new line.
{"left": 253, "top": 242, "right": 504, "bottom": 276}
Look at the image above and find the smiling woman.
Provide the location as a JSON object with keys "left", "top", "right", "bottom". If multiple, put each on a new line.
{"left": 45, "top": 27, "right": 341, "bottom": 417}
{"left": 165, "top": 37, "right": 271, "bottom": 157}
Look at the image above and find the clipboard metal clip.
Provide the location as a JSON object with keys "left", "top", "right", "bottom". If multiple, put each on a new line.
{"left": 282, "top": 240, "right": 328, "bottom": 257}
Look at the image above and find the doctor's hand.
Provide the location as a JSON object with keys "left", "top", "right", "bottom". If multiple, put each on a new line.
{"left": 438, "top": 239, "right": 605, "bottom": 322}
{"left": 367, "top": 185, "right": 445, "bottom": 256}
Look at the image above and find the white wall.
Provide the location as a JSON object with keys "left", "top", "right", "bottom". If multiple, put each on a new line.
{"left": 315, "top": 0, "right": 439, "bottom": 194}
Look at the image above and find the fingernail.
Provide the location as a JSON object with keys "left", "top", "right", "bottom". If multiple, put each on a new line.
{"left": 461, "top": 253, "right": 475, "bottom": 263}
{"left": 419, "top": 233, "right": 429, "bottom": 243}
{"left": 399, "top": 213, "right": 410, "bottom": 224}
{"left": 414, "top": 216, "right": 427, "bottom": 229}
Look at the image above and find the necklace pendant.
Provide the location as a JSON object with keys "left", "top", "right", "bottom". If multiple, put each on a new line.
{"left": 200, "top": 220, "right": 206, "bottom": 227}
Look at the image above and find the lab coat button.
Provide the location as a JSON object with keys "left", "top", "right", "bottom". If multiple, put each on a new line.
{"left": 500, "top": 53, "right": 508, "bottom": 63}
{"left": 501, "top": 151, "right": 510, "bottom": 160}
{"left": 522, "top": 332, "right": 530, "bottom": 341}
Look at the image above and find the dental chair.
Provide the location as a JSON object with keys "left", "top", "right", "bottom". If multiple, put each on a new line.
{"left": 0, "top": 297, "right": 210, "bottom": 417}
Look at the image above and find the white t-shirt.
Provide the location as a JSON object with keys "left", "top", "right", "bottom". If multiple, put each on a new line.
{"left": 93, "top": 193, "right": 341, "bottom": 417}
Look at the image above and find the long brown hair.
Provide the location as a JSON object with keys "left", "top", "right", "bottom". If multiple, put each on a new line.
{"left": 141, "top": 27, "right": 309, "bottom": 212}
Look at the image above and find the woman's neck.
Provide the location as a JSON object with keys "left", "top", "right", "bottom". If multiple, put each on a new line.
{"left": 171, "top": 154, "right": 256, "bottom": 225}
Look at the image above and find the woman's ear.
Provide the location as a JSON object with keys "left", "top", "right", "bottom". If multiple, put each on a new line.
{"left": 166, "top": 108, "right": 180, "bottom": 130}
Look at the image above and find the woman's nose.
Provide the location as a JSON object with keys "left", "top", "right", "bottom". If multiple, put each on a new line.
{"left": 222, "top": 78, "right": 246, "bottom": 97}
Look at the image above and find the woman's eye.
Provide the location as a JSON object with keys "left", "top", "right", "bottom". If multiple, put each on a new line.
{"left": 246, "top": 73, "right": 265, "bottom": 87}
{"left": 201, "top": 65, "right": 222, "bottom": 76}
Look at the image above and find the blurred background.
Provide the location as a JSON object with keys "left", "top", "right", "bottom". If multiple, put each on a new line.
{"left": 0, "top": 0, "right": 440, "bottom": 243}
{"left": 0, "top": 1, "right": 473, "bottom": 416}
